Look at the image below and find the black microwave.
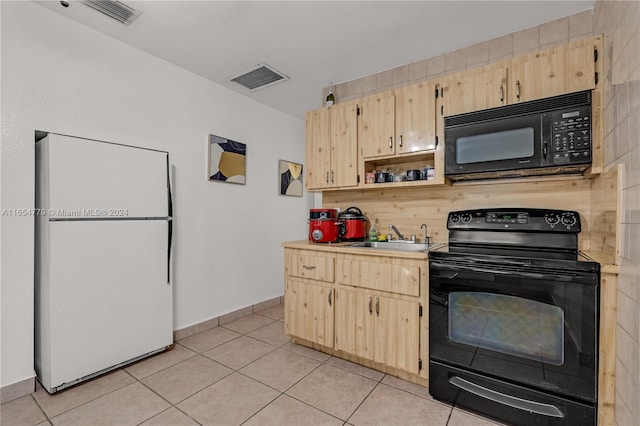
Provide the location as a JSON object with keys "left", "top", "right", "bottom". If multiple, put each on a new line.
{"left": 444, "top": 90, "right": 592, "bottom": 181}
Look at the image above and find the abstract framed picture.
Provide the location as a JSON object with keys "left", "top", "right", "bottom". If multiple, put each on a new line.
{"left": 279, "top": 160, "right": 303, "bottom": 196}
{"left": 208, "top": 134, "right": 246, "bottom": 184}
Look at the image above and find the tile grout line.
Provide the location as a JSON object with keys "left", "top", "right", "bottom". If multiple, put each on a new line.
{"left": 232, "top": 312, "right": 341, "bottom": 424}
{"left": 29, "top": 392, "right": 50, "bottom": 424}
{"left": 133, "top": 324, "right": 270, "bottom": 424}
{"left": 343, "top": 374, "right": 387, "bottom": 425}
{"left": 31, "top": 368, "right": 140, "bottom": 423}
{"left": 164, "top": 313, "right": 290, "bottom": 422}
{"left": 122, "top": 365, "right": 200, "bottom": 425}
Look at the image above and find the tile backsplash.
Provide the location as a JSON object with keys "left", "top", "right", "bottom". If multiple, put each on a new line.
{"left": 594, "top": 0, "right": 640, "bottom": 425}
{"left": 321, "top": 10, "right": 594, "bottom": 104}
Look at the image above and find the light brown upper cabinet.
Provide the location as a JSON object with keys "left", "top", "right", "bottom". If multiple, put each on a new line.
{"left": 358, "top": 83, "right": 438, "bottom": 159}
{"left": 305, "top": 107, "right": 331, "bottom": 190}
{"left": 509, "top": 37, "right": 599, "bottom": 103}
{"left": 305, "top": 100, "right": 359, "bottom": 190}
{"left": 395, "top": 81, "right": 438, "bottom": 155}
{"left": 439, "top": 64, "right": 508, "bottom": 117}
{"left": 358, "top": 91, "right": 396, "bottom": 158}
{"left": 439, "top": 36, "right": 601, "bottom": 116}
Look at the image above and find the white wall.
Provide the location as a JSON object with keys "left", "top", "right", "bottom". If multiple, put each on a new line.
{"left": 0, "top": 1, "right": 312, "bottom": 391}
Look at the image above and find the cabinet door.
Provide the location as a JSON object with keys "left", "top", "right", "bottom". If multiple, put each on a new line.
{"left": 334, "top": 288, "right": 374, "bottom": 361}
{"left": 358, "top": 92, "right": 396, "bottom": 158}
{"left": 285, "top": 278, "right": 334, "bottom": 347}
{"left": 373, "top": 296, "right": 420, "bottom": 374}
{"left": 330, "top": 101, "right": 359, "bottom": 188}
{"left": 441, "top": 66, "right": 507, "bottom": 117}
{"left": 395, "top": 82, "right": 438, "bottom": 154}
{"left": 305, "top": 108, "right": 331, "bottom": 189}
{"left": 509, "top": 40, "right": 596, "bottom": 103}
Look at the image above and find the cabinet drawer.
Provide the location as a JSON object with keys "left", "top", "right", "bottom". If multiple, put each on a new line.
{"left": 336, "top": 255, "right": 420, "bottom": 297}
{"left": 286, "top": 249, "right": 335, "bottom": 283}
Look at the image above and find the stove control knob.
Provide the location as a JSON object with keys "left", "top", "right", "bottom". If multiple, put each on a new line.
{"left": 561, "top": 213, "right": 577, "bottom": 228}
{"left": 450, "top": 214, "right": 460, "bottom": 223}
{"left": 544, "top": 214, "right": 560, "bottom": 227}
{"left": 461, "top": 213, "right": 472, "bottom": 223}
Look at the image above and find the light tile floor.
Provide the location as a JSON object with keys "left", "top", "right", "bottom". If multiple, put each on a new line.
{"left": 1, "top": 303, "right": 506, "bottom": 426}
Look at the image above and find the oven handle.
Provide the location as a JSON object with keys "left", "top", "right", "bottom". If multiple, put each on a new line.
{"left": 431, "top": 262, "right": 578, "bottom": 281}
{"left": 449, "top": 376, "right": 565, "bottom": 418}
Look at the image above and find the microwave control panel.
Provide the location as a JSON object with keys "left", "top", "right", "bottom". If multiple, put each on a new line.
{"left": 545, "top": 105, "right": 592, "bottom": 165}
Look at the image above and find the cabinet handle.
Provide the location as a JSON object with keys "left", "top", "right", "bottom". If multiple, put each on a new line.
{"left": 328, "top": 290, "right": 332, "bottom": 306}
{"left": 369, "top": 297, "right": 373, "bottom": 314}
{"left": 302, "top": 265, "right": 316, "bottom": 270}
{"left": 325, "top": 171, "right": 329, "bottom": 184}
{"left": 516, "top": 80, "right": 521, "bottom": 101}
{"left": 331, "top": 170, "right": 334, "bottom": 184}
{"left": 389, "top": 136, "right": 393, "bottom": 150}
{"left": 499, "top": 84, "right": 504, "bottom": 104}
{"left": 399, "top": 134, "right": 403, "bottom": 148}
{"left": 375, "top": 297, "right": 380, "bottom": 317}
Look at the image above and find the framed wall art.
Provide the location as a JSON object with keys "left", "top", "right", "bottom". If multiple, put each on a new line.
{"left": 279, "top": 160, "right": 303, "bottom": 196}
{"left": 208, "top": 134, "right": 246, "bottom": 184}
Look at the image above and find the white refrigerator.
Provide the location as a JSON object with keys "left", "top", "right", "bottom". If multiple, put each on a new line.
{"left": 35, "top": 133, "right": 173, "bottom": 393}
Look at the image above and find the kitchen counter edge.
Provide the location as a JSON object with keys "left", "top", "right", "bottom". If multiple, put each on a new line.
{"left": 282, "top": 240, "right": 443, "bottom": 259}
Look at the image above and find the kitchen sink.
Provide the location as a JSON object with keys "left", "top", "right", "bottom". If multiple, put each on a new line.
{"left": 347, "top": 241, "right": 439, "bottom": 252}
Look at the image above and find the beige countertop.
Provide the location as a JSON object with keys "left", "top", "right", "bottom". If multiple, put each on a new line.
{"left": 283, "top": 240, "right": 618, "bottom": 273}
{"left": 282, "top": 239, "right": 444, "bottom": 260}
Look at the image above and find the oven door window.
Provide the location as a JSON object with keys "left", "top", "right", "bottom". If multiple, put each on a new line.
{"left": 449, "top": 292, "right": 564, "bottom": 365}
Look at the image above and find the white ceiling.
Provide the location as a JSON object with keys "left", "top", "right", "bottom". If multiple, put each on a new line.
{"left": 35, "top": 1, "right": 594, "bottom": 119}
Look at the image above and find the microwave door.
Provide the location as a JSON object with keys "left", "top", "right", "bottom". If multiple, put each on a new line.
{"left": 445, "top": 114, "right": 543, "bottom": 175}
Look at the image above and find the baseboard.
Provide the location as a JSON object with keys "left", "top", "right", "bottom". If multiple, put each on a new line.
{"left": 1, "top": 375, "right": 35, "bottom": 403}
{"left": 174, "top": 295, "right": 283, "bottom": 341}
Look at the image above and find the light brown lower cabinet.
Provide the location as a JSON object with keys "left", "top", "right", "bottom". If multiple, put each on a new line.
{"left": 284, "top": 246, "right": 426, "bottom": 381}
{"left": 284, "top": 277, "right": 334, "bottom": 348}
{"left": 335, "top": 288, "right": 420, "bottom": 374}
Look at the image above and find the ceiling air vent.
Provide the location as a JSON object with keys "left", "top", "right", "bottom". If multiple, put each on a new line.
{"left": 227, "top": 64, "right": 290, "bottom": 91}
{"left": 81, "top": 1, "right": 142, "bottom": 25}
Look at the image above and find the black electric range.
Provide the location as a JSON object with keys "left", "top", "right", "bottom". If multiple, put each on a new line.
{"left": 428, "top": 208, "right": 600, "bottom": 426}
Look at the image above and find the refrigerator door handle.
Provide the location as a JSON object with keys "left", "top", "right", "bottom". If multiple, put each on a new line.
{"left": 167, "top": 218, "right": 173, "bottom": 285}
{"left": 166, "top": 154, "right": 173, "bottom": 285}
{"left": 167, "top": 159, "right": 173, "bottom": 218}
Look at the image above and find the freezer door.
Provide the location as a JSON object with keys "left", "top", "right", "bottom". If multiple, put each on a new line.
{"left": 39, "top": 134, "right": 168, "bottom": 218}
{"left": 38, "top": 220, "right": 172, "bottom": 391}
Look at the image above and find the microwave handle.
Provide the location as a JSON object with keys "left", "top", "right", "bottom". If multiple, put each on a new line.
{"left": 543, "top": 139, "right": 548, "bottom": 160}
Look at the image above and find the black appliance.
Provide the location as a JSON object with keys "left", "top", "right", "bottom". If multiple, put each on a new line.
{"left": 444, "top": 91, "right": 592, "bottom": 181}
{"left": 429, "top": 208, "right": 599, "bottom": 425}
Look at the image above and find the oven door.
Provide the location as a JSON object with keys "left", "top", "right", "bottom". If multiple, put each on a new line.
{"left": 444, "top": 112, "right": 545, "bottom": 176}
{"left": 429, "top": 256, "right": 599, "bottom": 405}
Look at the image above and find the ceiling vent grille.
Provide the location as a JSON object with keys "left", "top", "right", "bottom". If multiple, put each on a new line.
{"left": 227, "top": 64, "right": 290, "bottom": 91}
{"left": 81, "top": 1, "right": 142, "bottom": 25}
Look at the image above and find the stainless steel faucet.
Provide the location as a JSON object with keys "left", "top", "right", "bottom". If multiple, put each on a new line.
{"left": 421, "top": 223, "right": 431, "bottom": 244}
{"left": 389, "top": 224, "right": 404, "bottom": 240}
